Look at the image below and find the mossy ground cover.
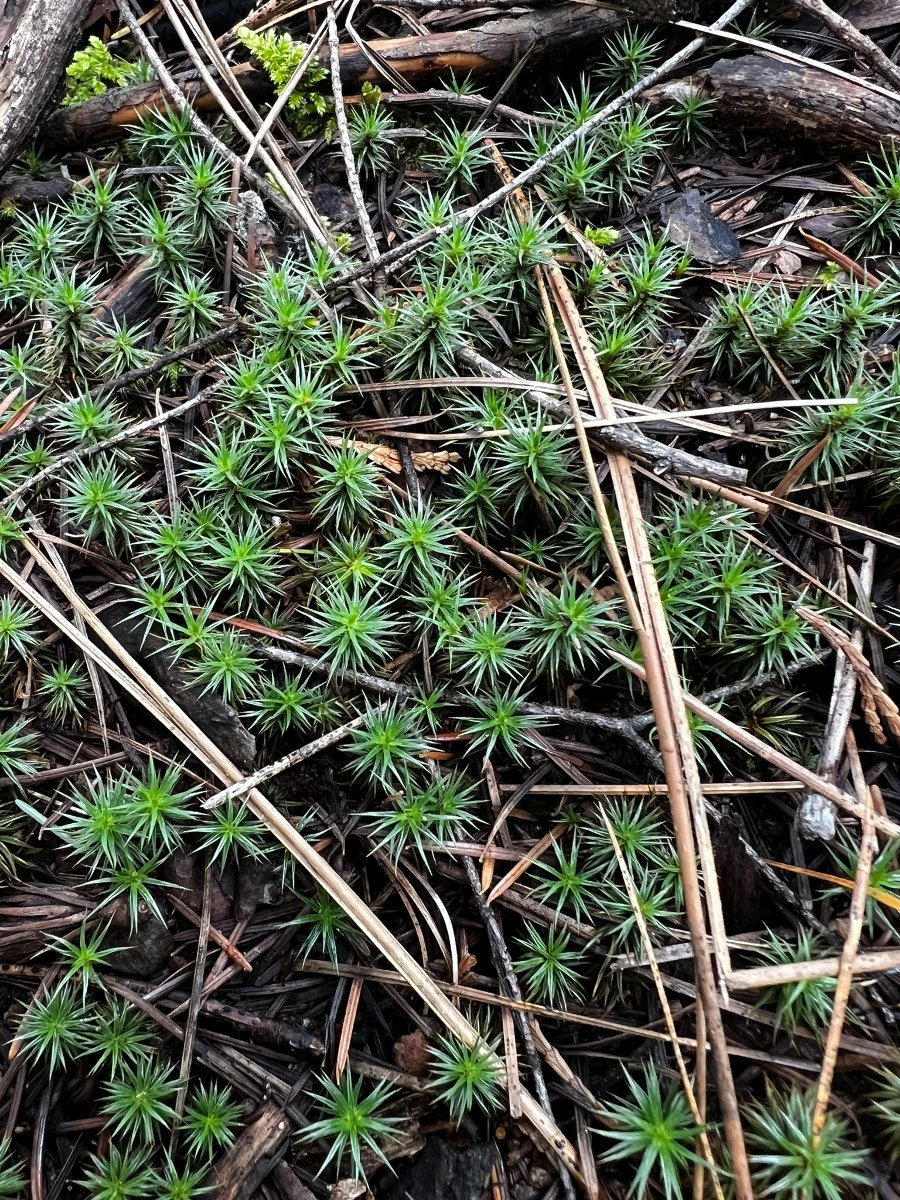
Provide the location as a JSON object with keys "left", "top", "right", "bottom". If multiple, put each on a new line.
{"left": 0, "top": 3, "right": 900, "bottom": 1196}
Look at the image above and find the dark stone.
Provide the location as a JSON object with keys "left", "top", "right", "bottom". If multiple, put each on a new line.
{"left": 663, "top": 188, "right": 741, "bottom": 265}
{"left": 104, "top": 903, "right": 174, "bottom": 977}
{"left": 386, "top": 1138, "right": 497, "bottom": 1200}
{"left": 623, "top": 0, "right": 697, "bottom": 18}
{"left": 235, "top": 855, "right": 283, "bottom": 920}
{"left": 162, "top": 851, "right": 236, "bottom": 926}
{"left": 309, "top": 183, "right": 356, "bottom": 228}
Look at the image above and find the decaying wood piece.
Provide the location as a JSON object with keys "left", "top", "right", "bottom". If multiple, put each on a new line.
{"left": 0, "top": 176, "right": 75, "bottom": 209}
{"left": 647, "top": 53, "right": 900, "bottom": 148}
{"left": 0, "top": 0, "right": 92, "bottom": 172}
{"left": 209, "top": 1101, "right": 291, "bottom": 1200}
{"left": 39, "top": 63, "right": 266, "bottom": 149}
{"left": 43, "top": 4, "right": 623, "bottom": 148}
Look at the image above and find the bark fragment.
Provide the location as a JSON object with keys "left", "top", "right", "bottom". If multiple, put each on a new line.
{"left": 648, "top": 53, "right": 900, "bottom": 149}
{"left": 0, "top": 0, "right": 92, "bottom": 171}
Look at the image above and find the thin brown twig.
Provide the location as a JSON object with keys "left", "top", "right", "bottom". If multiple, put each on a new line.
{"left": 740, "top": 528, "right": 889, "bottom": 638}
{"left": 0, "top": 324, "right": 238, "bottom": 449}
{"left": 489, "top": 146, "right": 730, "bottom": 1184}
{"left": 334, "top": 975, "right": 364, "bottom": 1081}
{"left": 30, "top": 1082, "right": 52, "bottom": 1200}
{"left": 501, "top": 781, "right": 806, "bottom": 796}
{"left": 743, "top": 488, "right": 900, "bottom": 552}
{"left": 365, "top": 86, "right": 551, "bottom": 126}
{"left": 200, "top": 709, "right": 379, "bottom": 809}
{"left": 736, "top": 304, "right": 802, "bottom": 402}
{"left": 811, "top": 729, "right": 876, "bottom": 1141}
{"left": 542, "top": 254, "right": 751, "bottom": 1198}
{"left": 103, "top": 977, "right": 277, "bottom": 1102}
{"left": 486, "top": 823, "right": 567, "bottom": 906}
{"left": 167, "top": 893, "right": 253, "bottom": 971}
{"left": 173, "top": 859, "right": 212, "bottom": 1128}
{"left": 97, "top": 322, "right": 240, "bottom": 396}
{"left": 462, "top": 856, "right": 577, "bottom": 1200}
{"left": 527, "top": 731, "right": 725, "bottom": 1199}
{"left": 799, "top": 606, "right": 900, "bottom": 746}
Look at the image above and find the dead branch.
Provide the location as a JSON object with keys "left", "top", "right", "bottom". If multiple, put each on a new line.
{"left": 647, "top": 53, "right": 900, "bottom": 149}
{"left": 0, "top": 0, "right": 92, "bottom": 172}
{"left": 792, "top": 0, "right": 900, "bottom": 93}
{"left": 42, "top": 5, "right": 622, "bottom": 149}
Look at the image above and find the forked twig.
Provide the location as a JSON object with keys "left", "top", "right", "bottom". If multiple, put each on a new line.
{"left": 791, "top": 0, "right": 900, "bottom": 92}
{"left": 257, "top": 622, "right": 900, "bottom": 839}
{"left": 259, "top": 641, "right": 662, "bottom": 764}
{"left": 242, "top": 7, "right": 337, "bottom": 163}
{"left": 458, "top": 347, "right": 748, "bottom": 488}
{"left": 797, "top": 542, "right": 875, "bottom": 841}
{"left": 158, "top": 0, "right": 326, "bottom": 241}
{"left": 3, "top": 384, "right": 220, "bottom": 506}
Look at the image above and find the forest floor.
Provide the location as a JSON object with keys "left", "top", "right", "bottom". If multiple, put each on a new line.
{"left": 2, "top": 0, "right": 900, "bottom": 1197}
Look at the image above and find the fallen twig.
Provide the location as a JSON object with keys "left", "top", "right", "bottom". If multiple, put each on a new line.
{"left": 797, "top": 543, "right": 875, "bottom": 841}
{"left": 458, "top": 348, "right": 748, "bottom": 488}
{"left": 816, "top": 729, "right": 878, "bottom": 1132}
{"left": 200, "top": 710, "right": 379, "bottom": 810}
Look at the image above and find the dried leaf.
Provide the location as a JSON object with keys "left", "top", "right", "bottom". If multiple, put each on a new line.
{"left": 411, "top": 449, "right": 460, "bottom": 474}
{"left": 323, "top": 436, "right": 459, "bottom": 475}
{"left": 799, "top": 607, "right": 900, "bottom": 747}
